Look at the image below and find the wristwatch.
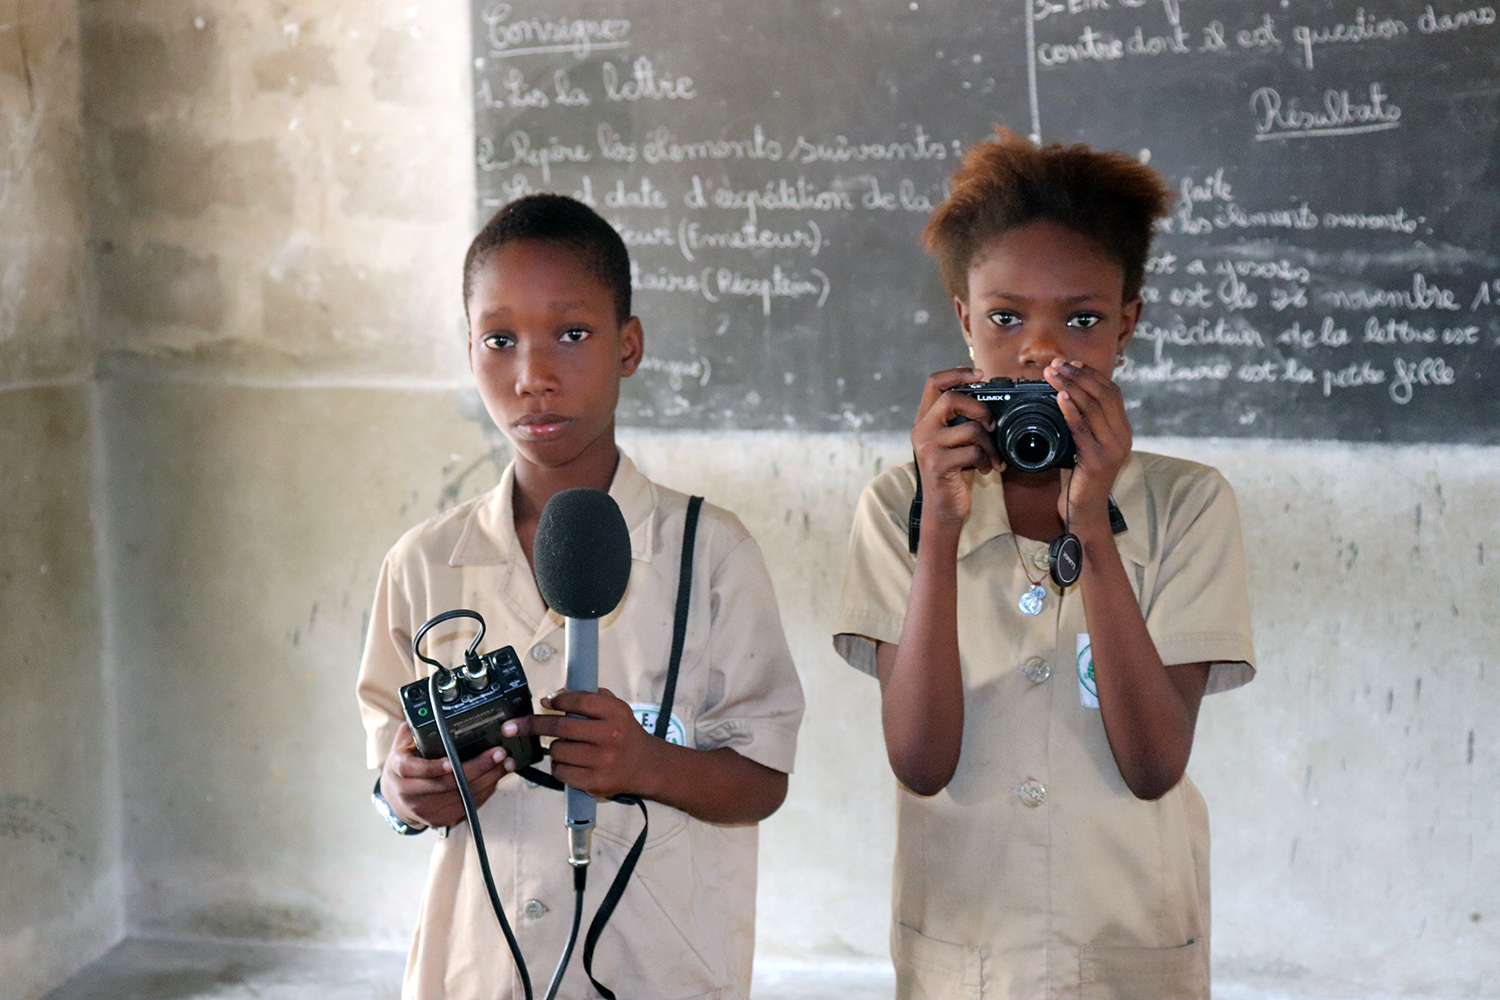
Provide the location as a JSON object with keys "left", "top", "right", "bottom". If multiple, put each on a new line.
{"left": 372, "top": 775, "right": 426, "bottom": 836}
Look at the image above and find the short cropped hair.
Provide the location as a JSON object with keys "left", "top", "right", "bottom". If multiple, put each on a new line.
{"left": 463, "top": 194, "right": 632, "bottom": 322}
{"left": 923, "top": 127, "right": 1172, "bottom": 303}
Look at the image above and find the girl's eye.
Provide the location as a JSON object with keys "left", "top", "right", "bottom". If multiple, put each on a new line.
{"left": 1067, "top": 313, "right": 1104, "bottom": 329}
{"left": 560, "top": 327, "right": 590, "bottom": 344}
{"left": 987, "top": 310, "right": 1022, "bottom": 328}
{"left": 481, "top": 333, "right": 514, "bottom": 350}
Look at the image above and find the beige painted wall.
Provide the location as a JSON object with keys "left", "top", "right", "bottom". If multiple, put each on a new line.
{"left": 2, "top": 0, "right": 1497, "bottom": 998}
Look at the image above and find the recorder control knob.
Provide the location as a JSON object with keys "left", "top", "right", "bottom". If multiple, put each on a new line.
{"left": 460, "top": 659, "right": 490, "bottom": 693}
{"left": 434, "top": 670, "right": 461, "bottom": 703}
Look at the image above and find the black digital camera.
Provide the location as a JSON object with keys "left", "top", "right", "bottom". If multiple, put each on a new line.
{"left": 950, "top": 378, "right": 1076, "bottom": 473}
{"left": 402, "top": 611, "right": 542, "bottom": 768}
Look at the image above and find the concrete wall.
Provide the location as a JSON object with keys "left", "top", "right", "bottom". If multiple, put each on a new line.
{"left": 0, "top": 1, "right": 120, "bottom": 998}
{"left": 2, "top": 0, "right": 1497, "bottom": 998}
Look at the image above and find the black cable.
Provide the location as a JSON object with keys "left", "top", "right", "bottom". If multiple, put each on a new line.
{"left": 543, "top": 866, "right": 588, "bottom": 1000}
{"left": 429, "top": 669, "right": 534, "bottom": 1000}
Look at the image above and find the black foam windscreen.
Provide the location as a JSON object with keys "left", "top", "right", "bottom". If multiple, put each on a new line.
{"left": 533, "top": 487, "right": 632, "bottom": 620}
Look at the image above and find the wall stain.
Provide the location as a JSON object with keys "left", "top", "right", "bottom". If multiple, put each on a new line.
{"left": 185, "top": 901, "right": 325, "bottom": 941}
{"left": 438, "top": 447, "right": 508, "bottom": 513}
{"left": 0, "top": 795, "right": 87, "bottom": 863}
{"left": 105, "top": 966, "right": 249, "bottom": 1000}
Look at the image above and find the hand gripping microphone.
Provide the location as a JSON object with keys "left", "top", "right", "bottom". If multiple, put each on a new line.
{"left": 532, "top": 487, "right": 632, "bottom": 869}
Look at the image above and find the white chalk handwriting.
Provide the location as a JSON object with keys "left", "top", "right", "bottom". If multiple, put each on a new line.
{"left": 477, "top": 131, "right": 590, "bottom": 183}
{"left": 597, "top": 124, "right": 783, "bottom": 165}
{"left": 1419, "top": 5, "right": 1497, "bottom": 33}
{"left": 711, "top": 266, "right": 831, "bottom": 315}
{"left": 602, "top": 57, "right": 694, "bottom": 101}
{"left": 1389, "top": 356, "right": 1456, "bottom": 402}
{"left": 1362, "top": 317, "right": 1478, "bottom": 344}
{"left": 481, "top": 4, "right": 630, "bottom": 59}
{"left": 637, "top": 353, "right": 712, "bottom": 390}
{"left": 685, "top": 176, "right": 855, "bottom": 226}
{"left": 628, "top": 261, "right": 831, "bottom": 315}
{"left": 1471, "top": 279, "right": 1500, "bottom": 308}
{"left": 861, "top": 177, "right": 939, "bottom": 212}
{"left": 1320, "top": 273, "right": 1461, "bottom": 311}
{"left": 1322, "top": 360, "right": 1386, "bottom": 396}
{"left": 677, "top": 218, "right": 823, "bottom": 261}
{"left": 1250, "top": 83, "right": 1401, "bottom": 140}
{"left": 788, "top": 126, "right": 950, "bottom": 164}
{"left": 1136, "top": 316, "right": 1266, "bottom": 352}
{"left": 1278, "top": 318, "right": 1351, "bottom": 349}
{"left": 1291, "top": 10, "right": 1408, "bottom": 70}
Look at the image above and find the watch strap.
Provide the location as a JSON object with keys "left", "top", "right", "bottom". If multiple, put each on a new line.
{"left": 372, "top": 775, "right": 426, "bottom": 836}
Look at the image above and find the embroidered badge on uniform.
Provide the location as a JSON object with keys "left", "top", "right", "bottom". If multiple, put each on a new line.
{"left": 629, "top": 703, "right": 687, "bottom": 745}
{"left": 1076, "top": 634, "right": 1099, "bottom": 709}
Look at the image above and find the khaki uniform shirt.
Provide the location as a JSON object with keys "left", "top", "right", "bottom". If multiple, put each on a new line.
{"left": 359, "top": 453, "right": 804, "bottom": 1000}
{"left": 834, "top": 452, "right": 1255, "bottom": 1000}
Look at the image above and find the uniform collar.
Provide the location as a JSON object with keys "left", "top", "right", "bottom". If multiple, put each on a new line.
{"left": 956, "top": 453, "right": 1151, "bottom": 568}
{"left": 448, "top": 450, "right": 657, "bottom": 568}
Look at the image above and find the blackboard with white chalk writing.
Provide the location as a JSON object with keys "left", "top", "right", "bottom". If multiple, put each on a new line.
{"left": 471, "top": 0, "right": 1500, "bottom": 442}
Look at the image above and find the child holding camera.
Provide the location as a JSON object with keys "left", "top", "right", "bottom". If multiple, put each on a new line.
{"left": 357, "top": 194, "right": 804, "bottom": 1000}
{"left": 834, "top": 129, "right": 1256, "bottom": 998}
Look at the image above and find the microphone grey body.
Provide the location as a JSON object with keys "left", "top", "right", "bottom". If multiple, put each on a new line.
{"left": 564, "top": 616, "right": 598, "bottom": 866}
{"left": 532, "top": 486, "right": 632, "bottom": 871}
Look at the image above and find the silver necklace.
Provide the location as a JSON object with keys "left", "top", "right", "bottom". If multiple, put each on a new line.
{"left": 1011, "top": 534, "right": 1046, "bottom": 616}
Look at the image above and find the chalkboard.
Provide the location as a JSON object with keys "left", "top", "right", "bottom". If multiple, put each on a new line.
{"left": 471, "top": 1, "right": 1500, "bottom": 443}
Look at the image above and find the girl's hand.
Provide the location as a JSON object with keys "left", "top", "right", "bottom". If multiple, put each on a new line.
{"left": 911, "top": 367, "right": 1003, "bottom": 527}
{"left": 1045, "top": 357, "right": 1131, "bottom": 533}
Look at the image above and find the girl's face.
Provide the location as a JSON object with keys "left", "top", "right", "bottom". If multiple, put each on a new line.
{"left": 466, "top": 239, "right": 642, "bottom": 473}
{"left": 956, "top": 220, "right": 1141, "bottom": 381}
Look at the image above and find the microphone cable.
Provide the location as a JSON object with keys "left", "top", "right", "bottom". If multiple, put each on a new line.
{"left": 428, "top": 667, "right": 538, "bottom": 1000}
{"left": 428, "top": 666, "right": 592, "bottom": 1000}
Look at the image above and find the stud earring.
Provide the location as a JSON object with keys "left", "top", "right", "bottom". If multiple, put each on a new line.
{"left": 968, "top": 345, "right": 976, "bottom": 362}
{"left": 1114, "top": 353, "right": 1126, "bottom": 368}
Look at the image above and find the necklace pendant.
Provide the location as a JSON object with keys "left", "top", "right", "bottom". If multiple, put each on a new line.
{"left": 1018, "top": 584, "right": 1046, "bottom": 616}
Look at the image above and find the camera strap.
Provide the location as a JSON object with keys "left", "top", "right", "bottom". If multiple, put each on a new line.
{"left": 515, "top": 494, "right": 704, "bottom": 1000}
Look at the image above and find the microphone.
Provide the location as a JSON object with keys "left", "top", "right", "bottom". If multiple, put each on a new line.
{"left": 533, "top": 487, "right": 633, "bottom": 869}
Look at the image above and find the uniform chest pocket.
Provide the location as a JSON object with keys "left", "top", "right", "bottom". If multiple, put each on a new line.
{"left": 591, "top": 797, "right": 690, "bottom": 850}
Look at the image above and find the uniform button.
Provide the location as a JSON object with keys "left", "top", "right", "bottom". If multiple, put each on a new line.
{"left": 1032, "top": 548, "right": 1052, "bottom": 572}
{"left": 1020, "top": 656, "right": 1051, "bottom": 684}
{"left": 530, "top": 643, "right": 554, "bottom": 661}
{"left": 1015, "top": 778, "right": 1047, "bottom": 807}
{"left": 523, "top": 899, "right": 549, "bottom": 919}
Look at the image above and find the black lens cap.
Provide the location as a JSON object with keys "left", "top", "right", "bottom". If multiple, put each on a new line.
{"left": 1048, "top": 532, "right": 1082, "bottom": 587}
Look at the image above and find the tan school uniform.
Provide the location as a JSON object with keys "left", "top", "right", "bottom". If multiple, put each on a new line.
{"left": 834, "top": 451, "right": 1255, "bottom": 1000}
{"left": 358, "top": 452, "right": 804, "bottom": 1000}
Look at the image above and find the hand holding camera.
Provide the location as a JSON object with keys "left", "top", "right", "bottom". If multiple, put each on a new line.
{"left": 1039, "top": 358, "right": 1132, "bottom": 537}
{"left": 911, "top": 366, "right": 1003, "bottom": 530}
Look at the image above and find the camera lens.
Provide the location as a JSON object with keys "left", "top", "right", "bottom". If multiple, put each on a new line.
{"left": 1000, "top": 410, "right": 1066, "bottom": 472}
{"left": 1014, "top": 429, "right": 1053, "bottom": 468}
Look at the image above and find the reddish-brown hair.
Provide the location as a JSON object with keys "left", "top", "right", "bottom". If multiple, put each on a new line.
{"left": 922, "top": 127, "right": 1172, "bottom": 303}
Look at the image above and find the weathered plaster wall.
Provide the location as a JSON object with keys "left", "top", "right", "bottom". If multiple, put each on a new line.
{"left": 73, "top": 0, "right": 478, "bottom": 948}
{"left": 0, "top": 2, "right": 119, "bottom": 998}
{"left": 81, "top": 0, "right": 473, "bottom": 383}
